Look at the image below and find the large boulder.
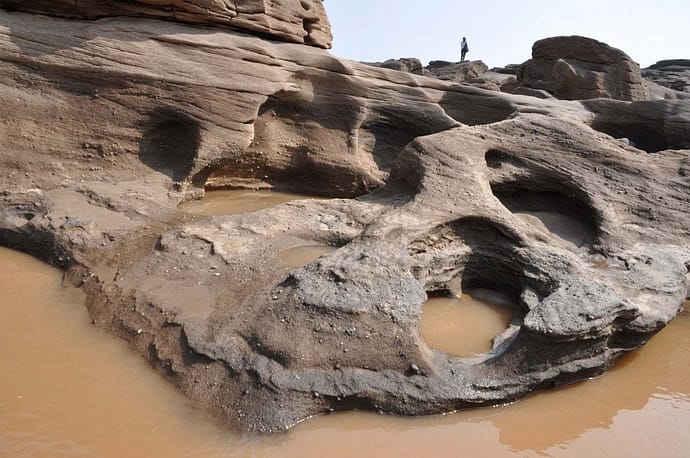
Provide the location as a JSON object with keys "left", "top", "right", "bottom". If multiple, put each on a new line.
{"left": 0, "top": 0, "right": 332, "bottom": 48}
{"left": 517, "top": 36, "right": 649, "bottom": 101}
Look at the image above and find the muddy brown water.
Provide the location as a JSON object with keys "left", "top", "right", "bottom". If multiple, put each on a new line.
{"left": 2, "top": 247, "right": 689, "bottom": 457}
{"left": 178, "top": 189, "right": 319, "bottom": 217}
{"left": 279, "top": 245, "right": 337, "bottom": 269}
{"left": 421, "top": 294, "right": 513, "bottom": 357}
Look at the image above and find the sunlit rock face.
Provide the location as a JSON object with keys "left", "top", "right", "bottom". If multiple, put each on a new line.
{"left": 0, "top": 6, "right": 689, "bottom": 433}
{"left": 517, "top": 35, "right": 650, "bottom": 101}
{"left": 0, "top": 0, "right": 332, "bottom": 48}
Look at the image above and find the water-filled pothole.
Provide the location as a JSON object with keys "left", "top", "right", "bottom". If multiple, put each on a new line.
{"left": 178, "top": 189, "right": 320, "bottom": 216}
{"left": 421, "top": 290, "right": 514, "bottom": 357}
{"left": 279, "top": 245, "right": 337, "bottom": 269}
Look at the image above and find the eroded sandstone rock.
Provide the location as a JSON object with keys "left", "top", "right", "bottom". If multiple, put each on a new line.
{"left": 0, "top": 0, "right": 332, "bottom": 47}
{"left": 0, "top": 10, "right": 689, "bottom": 433}
{"left": 377, "top": 57, "right": 424, "bottom": 74}
{"left": 517, "top": 36, "right": 650, "bottom": 101}
{"left": 642, "top": 60, "right": 690, "bottom": 100}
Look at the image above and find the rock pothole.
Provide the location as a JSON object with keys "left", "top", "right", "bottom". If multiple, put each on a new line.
{"left": 279, "top": 245, "right": 337, "bottom": 269}
{"left": 409, "top": 216, "right": 527, "bottom": 297}
{"left": 421, "top": 290, "right": 515, "bottom": 358}
{"left": 492, "top": 186, "right": 597, "bottom": 248}
{"left": 486, "top": 149, "right": 599, "bottom": 249}
{"left": 139, "top": 109, "right": 201, "bottom": 182}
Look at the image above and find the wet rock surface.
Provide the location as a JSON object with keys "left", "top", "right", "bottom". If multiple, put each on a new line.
{"left": 0, "top": 8, "right": 689, "bottom": 433}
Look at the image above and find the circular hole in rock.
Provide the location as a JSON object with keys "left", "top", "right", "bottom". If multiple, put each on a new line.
{"left": 491, "top": 185, "right": 598, "bottom": 248}
{"left": 178, "top": 189, "right": 321, "bottom": 217}
{"left": 139, "top": 110, "right": 201, "bottom": 182}
{"left": 279, "top": 245, "right": 337, "bottom": 269}
{"left": 421, "top": 289, "right": 514, "bottom": 358}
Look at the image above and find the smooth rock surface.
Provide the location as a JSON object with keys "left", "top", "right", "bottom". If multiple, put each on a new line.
{"left": 0, "top": 9, "right": 689, "bottom": 432}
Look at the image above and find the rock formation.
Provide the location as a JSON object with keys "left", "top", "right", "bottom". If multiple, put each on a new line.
{"left": 426, "top": 59, "right": 489, "bottom": 81}
{"left": 376, "top": 57, "right": 425, "bottom": 74}
{"left": 517, "top": 36, "right": 650, "bottom": 101}
{"left": 369, "top": 58, "right": 516, "bottom": 92}
{"left": 0, "top": 6, "right": 689, "bottom": 433}
{"left": 0, "top": 0, "right": 332, "bottom": 47}
{"left": 369, "top": 58, "right": 498, "bottom": 86}
{"left": 642, "top": 60, "right": 690, "bottom": 99}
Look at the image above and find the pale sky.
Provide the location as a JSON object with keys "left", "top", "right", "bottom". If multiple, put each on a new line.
{"left": 326, "top": 0, "right": 689, "bottom": 69}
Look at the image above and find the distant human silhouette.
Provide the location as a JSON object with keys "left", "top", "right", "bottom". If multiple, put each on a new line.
{"left": 461, "top": 37, "right": 469, "bottom": 62}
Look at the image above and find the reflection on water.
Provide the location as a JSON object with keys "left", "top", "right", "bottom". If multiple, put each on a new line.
{"left": 178, "top": 189, "right": 318, "bottom": 216}
{"left": 1, "top": 246, "right": 688, "bottom": 457}
{"left": 421, "top": 294, "right": 513, "bottom": 357}
{"left": 279, "top": 245, "right": 337, "bottom": 269}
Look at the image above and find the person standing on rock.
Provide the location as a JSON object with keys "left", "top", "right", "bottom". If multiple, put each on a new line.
{"left": 461, "top": 37, "right": 469, "bottom": 62}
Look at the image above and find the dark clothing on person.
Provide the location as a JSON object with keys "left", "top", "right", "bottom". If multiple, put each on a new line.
{"left": 461, "top": 38, "right": 469, "bottom": 62}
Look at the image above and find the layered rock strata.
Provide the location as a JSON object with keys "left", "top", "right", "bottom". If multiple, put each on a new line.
{"left": 1, "top": 9, "right": 689, "bottom": 433}
{"left": 642, "top": 59, "right": 690, "bottom": 98}
{"left": 0, "top": 0, "right": 332, "bottom": 47}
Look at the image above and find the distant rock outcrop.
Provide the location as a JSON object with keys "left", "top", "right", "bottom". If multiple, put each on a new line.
{"left": 368, "top": 58, "right": 497, "bottom": 86}
{"left": 378, "top": 57, "right": 425, "bottom": 74}
{"left": 425, "top": 60, "right": 489, "bottom": 81}
{"left": 642, "top": 60, "right": 690, "bottom": 96}
{"left": 0, "top": 0, "right": 332, "bottom": 47}
{"left": 517, "top": 36, "right": 649, "bottom": 101}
